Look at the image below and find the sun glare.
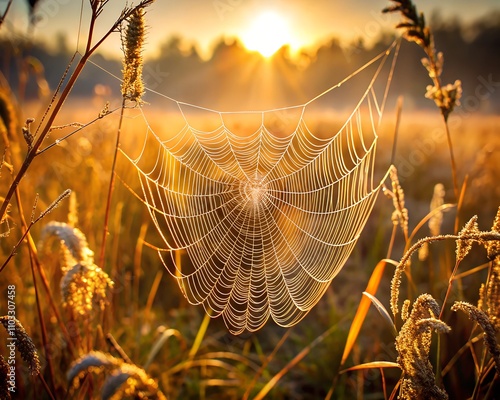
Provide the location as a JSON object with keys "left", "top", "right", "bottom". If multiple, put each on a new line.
{"left": 242, "top": 11, "right": 292, "bottom": 57}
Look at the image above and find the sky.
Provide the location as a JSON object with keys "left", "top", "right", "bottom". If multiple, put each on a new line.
{"left": 3, "top": 0, "right": 500, "bottom": 59}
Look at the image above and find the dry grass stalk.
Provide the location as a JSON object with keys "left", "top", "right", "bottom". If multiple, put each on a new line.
{"left": 36, "top": 189, "right": 72, "bottom": 222}
{"left": 383, "top": 0, "right": 461, "bottom": 199}
{"left": 390, "top": 236, "right": 442, "bottom": 316}
{"left": 451, "top": 302, "right": 500, "bottom": 373}
{"left": 0, "top": 316, "right": 41, "bottom": 375}
{"left": 395, "top": 294, "right": 450, "bottom": 400}
{"left": 382, "top": 0, "right": 462, "bottom": 122}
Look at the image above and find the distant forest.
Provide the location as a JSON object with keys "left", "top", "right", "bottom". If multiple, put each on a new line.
{"left": 1, "top": 12, "right": 499, "bottom": 111}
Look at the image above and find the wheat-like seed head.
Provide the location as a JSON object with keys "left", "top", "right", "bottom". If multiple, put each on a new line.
{"left": 101, "top": 363, "right": 167, "bottom": 400}
{"left": 383, "top": 0, "right": 431, "bottom": 48}
{"left": 395, "top": 294, "right": 450, "bottom": 400}
{"left": 424, "top": 80, "right": 462, "bottom": 121}
{"left": 482, "top": 258, "right": 500, "bottom": 331}
{"left": 383, "top": 0, "right": 462, "bottom": 121}
{"left": 67, "top": 351, "right": 166, "bottom": 399}
{"left": 39, "top": 221, "right": 94, "bottom": 267}
{"left": 0, "top": 355, "right": 10, "bottom": 400}
{"left": 61, "top": 263, "right": 114, "bottom": 317}
{"left": 486, "top": 206, "right": 500, "bottom": 260}
{"left": 456, "top": 216, "right": 479, "bottom": 263}
{"left": 401, "top": 299, "right": 411, "bottom": 322}
{"left": 121, "top": 7, "right": 145, "bottom": 103}
{"left": 452, "top": 301, "right": 500, "bottom": 373}
{"left": 0, "top": 317, "right": 41, "bottom": 375}
{"left": 477, "top": 207, "right": 500, "bottom": 331}
{"left": 67, "top": 351, "right": 122, "bottom": 390}
{"left": 386, "top": 166, "right": 409, "bottom": 237}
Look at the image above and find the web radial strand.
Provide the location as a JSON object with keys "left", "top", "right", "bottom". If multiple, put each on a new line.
{"left": 123, "top": 43, "right": 397, "bottom": 335}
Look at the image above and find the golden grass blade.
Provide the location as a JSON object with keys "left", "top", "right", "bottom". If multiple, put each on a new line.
{"left": 188, "top": 312, "right": 211, "bottom": 359}
{"left": 341, "top": 259, "right": 397, "bottom": 365}
{"left": 454, "top": 175, "right": 468, "bottom": 234}
{"left": 340, "top": 361, "right": 400, "bottom": 373}
{"left": 143, "top": 328, "right": 185, "bottom": 370}
{"left": 167, "top": 359, "right": 237, "bottom": 375}
{"left": 362, "top": 292, "right": 397, "bottom": 336}
{"left": 144, "top": 270, "right": 164, "bottom": 323}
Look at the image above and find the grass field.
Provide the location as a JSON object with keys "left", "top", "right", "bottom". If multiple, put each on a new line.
{"left": 1, "top": 1, "right": 500, "bottom": 399}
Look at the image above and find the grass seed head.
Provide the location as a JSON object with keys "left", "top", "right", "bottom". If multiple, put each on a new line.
{"left": 452, "top": 301, "right": 500, "bottom": 373}
{"left": 395, "top": 294, "right": 450, "bottom": 400}
{"left": 102, "top": 363, "right": 166, "bottom": 400}
{"left": 388, "top": 166, "right": 408, "bottom": 236}
{"left": 61, "top": 263, "right": 114, "bottom": 317}
{"left": 0, "top": 317, "right": 41, "bottom": 375}
{"left": 486, "top": 206, "right": 500, "bottom": 260}
{"left": 479, "top": 258, "right": 500, "bottom": 332}
{"left": 456, "top": 216, "right": 479, "bottom": 263}
{"left": 39, "top": 221, "right": 94, "bottom": 267}
{"left": 0, "top": 355, "right": 11, "bottom": 400}
{"left": 67, "top": 351, "right": 122, "bottom": 390}
{"left": 121, "top": 7, "right": 146, "bottom": 103}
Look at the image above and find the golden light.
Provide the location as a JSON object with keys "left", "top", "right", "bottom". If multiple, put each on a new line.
{"left": 242, "top": 11, "right": 293, "bottom": 57}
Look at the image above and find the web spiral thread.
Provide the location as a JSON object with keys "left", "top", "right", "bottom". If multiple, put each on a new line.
{"left": 121, "top": 43, "right": 397, "bottom": 334}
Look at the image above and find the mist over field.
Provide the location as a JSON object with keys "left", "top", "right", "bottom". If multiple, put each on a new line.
{"left": 2, "top": 13, "right": 500, "bottom": 110}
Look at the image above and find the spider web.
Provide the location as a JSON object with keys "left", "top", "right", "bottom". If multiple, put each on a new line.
{"left": 121, "top": 43, "right": 398, "bottom": 335}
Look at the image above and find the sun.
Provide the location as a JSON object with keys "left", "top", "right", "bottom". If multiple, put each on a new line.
{"left": 242, "top": 11, "right": 293, "bottom": 57}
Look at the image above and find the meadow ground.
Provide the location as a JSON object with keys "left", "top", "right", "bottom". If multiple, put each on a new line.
{"left": 1, "top": 92, "right": 499, "bottom": 398}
